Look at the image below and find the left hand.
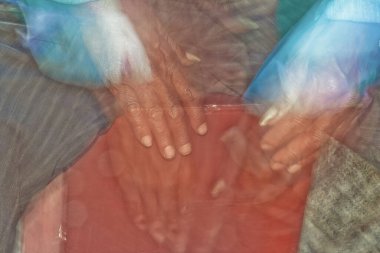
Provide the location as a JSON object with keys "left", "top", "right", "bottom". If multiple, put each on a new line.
{"left": 109, "top": 0, "right": 207, "bottom": 160}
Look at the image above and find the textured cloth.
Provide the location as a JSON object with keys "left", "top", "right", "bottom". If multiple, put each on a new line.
{"left": 299, "top": 86, "right": 380, "bottom": 253}
{"left": 299, "top": 138, "right": 380, "bottom": 253}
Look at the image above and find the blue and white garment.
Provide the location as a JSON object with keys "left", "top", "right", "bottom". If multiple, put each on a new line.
{"left": 245, "top": 0, "right": 380, "bottom": 116}
{"left": 14, "top": 0, "right": 151, "bottom": 87}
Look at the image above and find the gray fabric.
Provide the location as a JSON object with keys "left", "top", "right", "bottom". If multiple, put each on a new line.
{"left": 347, "top": 88, "right": 380, "bottom": 168}
{"left": 0, "top": 37, "right": 114, "bottom": 253}
{"left": 150, "top": 0, "right": 277, "bottom": 96}
{"left": 299, "top": 89, "right": 380, "bottom": 253}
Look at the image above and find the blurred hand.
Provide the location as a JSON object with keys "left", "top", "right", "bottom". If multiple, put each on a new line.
{"left": 259, "top": 99, "right": 370, "bottom": 174}
{"left": 110, "top": 0, "right": 207, "bottom": 159}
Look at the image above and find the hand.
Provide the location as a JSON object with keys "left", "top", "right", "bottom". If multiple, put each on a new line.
{"left": 258, "top": 100, "right": 370, "bottom": 174}
{"left": 106, "top": 114, "right": 192, "bottom": 246}
{"left": 110, "top": 0, "right": 207, "bottom": 159}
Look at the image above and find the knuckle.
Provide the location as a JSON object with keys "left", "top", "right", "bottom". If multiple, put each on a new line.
{"left": 284, "top": 146, "right": 301, "bottom": 164}
{"left": 126, "top": 102, "right": 141, "bottom": 114}
{"left": 168, "top": 105, "right": 185, "bottom": 120}
{"left": 293, "top": 116, "right": 308, "bottom": 128}
{"left": 166, "top": 92, "right": 179, "bottom": 103}
{"left": 309, "top": 129, "right": 328, "bottom": 145}
{"left": 148, "top": 106, "right": 164, "bottom": 120}
{"left": 182, "top": 87, "right": 200, "bottom": 104}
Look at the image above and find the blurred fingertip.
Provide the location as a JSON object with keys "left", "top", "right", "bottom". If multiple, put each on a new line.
{"left": 259, "top": 107, "right": 278, "bottom": 127}
{"left": 261, "top": 142, "right": 274, "bottom": 151}
{"left": 134, "top": 215, "right": 147, "bottom": 231}
{"left": 179, "top": 143, "right": 192, "bottom": 156}
{"left": 141, "top": 135, "right": 153, "bottom": 147}
{"left": 197, "top": 123, "right": 208, "bottom": 135}
{"left": 164, "top": 145, "right": 176, "bottom": 160}
{"left": 287, "top": 164, "right": 302, "bottom": 174}
{"left": 185, "top": 52, "right": 201, "bottom": 63}
{"left": 211, "top": 179, "right": 227, "bottom": 198}
{"left": 271, "top": 162, "right": 286, "bottom": 171}
{"left": 150, "top": 221, "right": 166, "bottom": 244}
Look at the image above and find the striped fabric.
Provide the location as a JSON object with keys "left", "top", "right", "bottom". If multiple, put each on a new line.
{"left": 0, "top": 8, "right": 116, "bottom": 252}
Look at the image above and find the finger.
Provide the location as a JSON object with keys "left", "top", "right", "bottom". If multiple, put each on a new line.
{"left": 110, "top": 85, "right": 153, "bottom": 147}
{"left": 134, "top": 83, "right": 176, "bottom": 160}
{"left": 119, "top": 168, "right": 148, "bottom": 230}
{"left": 259, "top": 104, "right": 292, "bottom": 127}
{"left": 260, "top": 114, "right": 312, "bottom": 152}
{"left": 156, "top": 163, "right": 180, "bottom": 244}
{"left": 166, "top": 35, "right": 201, "bottom": 66}
{"left": 286, "top": 152, "right": 319, "bottom": 174}
{"left": 153, "top": 78, "right": 192, "bottom": 156}
{"left": 141, "top": 169, "right": 165, "bottom": 245}
{"left": 131, "top": 151, "right": 164, "bottom": 245}
{"left": 151, "top": 16, "right": 201, "bottom": 67}
{"left": 170, "top": 70, "right": 207, "bottom": 135}
{"left": 171, "top": 163, "right": 193, "bottom": 253}
{"left": 270, "top": 128, "right": 328, "bottom": 171}
{"left": 211, "top": 126, "right": 247, "bottom": 198}
{"left": 333, "top": 108, "right": 364, "bottom": 141}
{"left": 167, "top": 105, "right": 192, "bottom": 156}
{"left": 106, "top": 131, "right": 148, "bottom": 231}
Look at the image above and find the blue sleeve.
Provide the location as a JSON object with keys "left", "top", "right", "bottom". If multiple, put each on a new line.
{"left": 51, "top": 0, "right": 96, "bottom": 3}
{"left": 18, "top": 0, "right": 107, "bottom": 87}
{"left": 245, "top": 0, "right": 380, "bottom": 114}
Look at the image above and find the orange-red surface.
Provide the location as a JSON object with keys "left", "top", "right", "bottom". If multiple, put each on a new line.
{"left": 24, "top": 96, "right": 312, "bottom": 253}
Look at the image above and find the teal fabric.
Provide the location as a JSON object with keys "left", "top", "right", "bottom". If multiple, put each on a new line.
{"left": 276, "top": 0, "right": 318, "bottom": 37}
{"left": 52, "top": 0, "right": 95, "bottom": 4}
{"left": 246, "top": 0, "right": 380, "bottom": 114}
{"left": 18, "top": 0, "right": 106, "bottom": 87}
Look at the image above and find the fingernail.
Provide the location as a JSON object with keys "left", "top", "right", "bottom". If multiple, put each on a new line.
{"left": 261, "top": 143, "right": 274, "bottom": 151}
{"left": 287, "top": 164, "right": 302, "bottom": 174}
{"left": 259, "top": 107, "right": 278, "bottom": 127}
{"left": 141, "top": 135, "right": 152, "bottom": 147}
{"left": 238, "top": 17, "right": 260, "bottom": 30}
{"left": 223, "top": 17, "right": 260, "bottom": 33}
{"left": 164, "top": 145, "right": 176, "bottom": 159}
{"left": 211, "top": 179, "right": 227, "bottom": 198}
{"left": 197, "top": 123, "right": 208, "bottom": 135}
{"left": 271, "top": 162, "right": 285, "bottom": 171}
{"left": 185, "top": 52, "right": 201, "bottom": 62}
{"left": 134, "top": 215, "right": 147, "bottom": 231}
{"left": 179, "top": 143, "right": 192, "bottom": 156}
{"left": 150, "top": 221, "right": 166, "bottom": 244}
